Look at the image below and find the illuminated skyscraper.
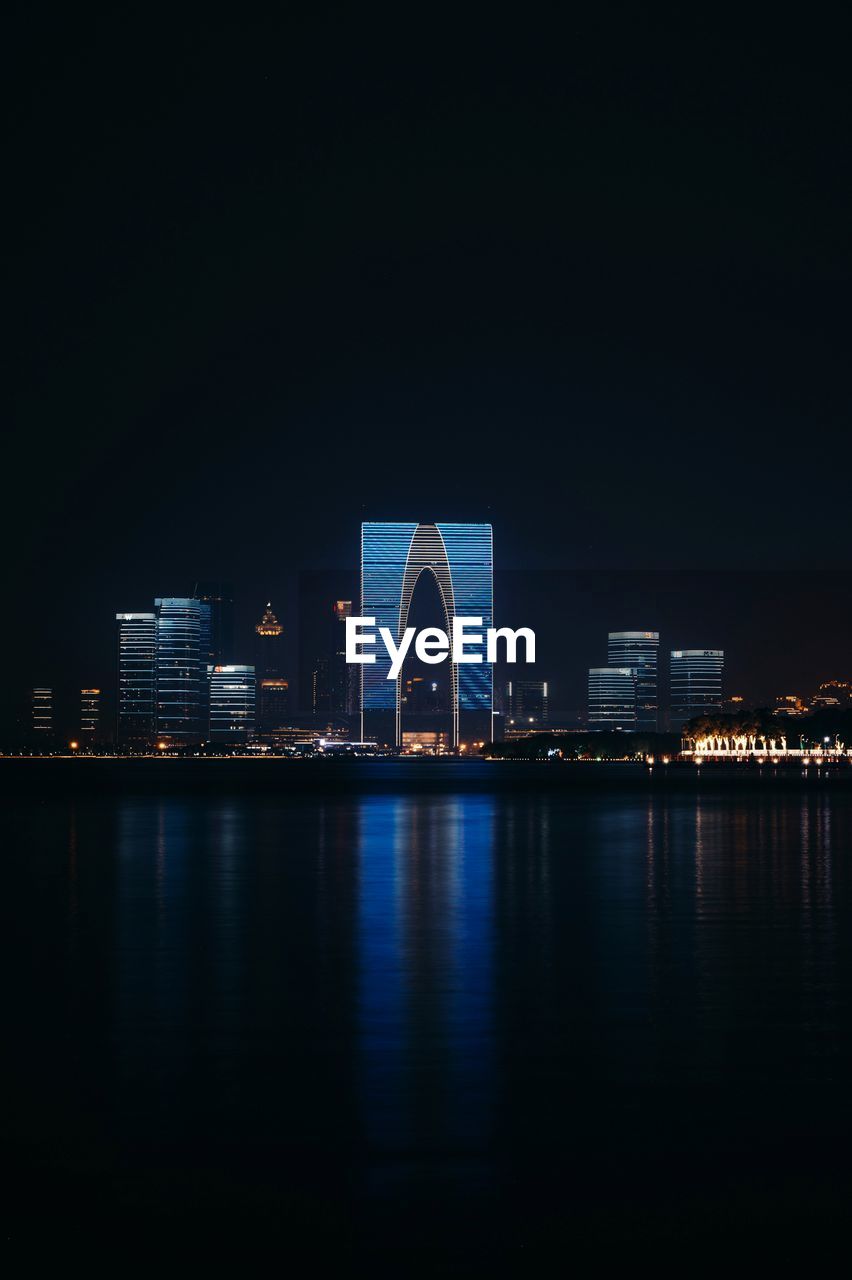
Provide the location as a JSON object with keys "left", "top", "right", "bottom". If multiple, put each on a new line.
{"left": 194, "top": 581, "right": 235, "bottom": 664}
{"left": 607, "top": 631, "right": 659, "bottom": 731}
{"left": 154, "top": 597, "right": 211, "bottom": 743}
{"left": 255, "top": 603, "right": 288, "bottom": 734}
{"left": 670, "top": 649, "right": 724, "bottom": 731}
{"left": 80, "top": 689, "right": 101, "bottom": 739}
{"left": 331, "top": 600, "right": 357, "bottom": 716}
{"left": 208, "top": 665, "right": 256, "bottom": 741}
{"left": 257, "top": 679, "right": 290, "bottom": 736}
{"left": 402, "top": 675, "right": 442, "bottom": 715}
{"left": 32, "top": 687, "right": 54, "bottom": 741}
{"left": 361, "top": 522, "right": 493, "bottom": 746}
{"left": 505, "top": 679, "right": 549, "bottom": 729}
{"left": 116, "top": 612, "right": 157, "bottom": 744}
{"left": 255, "top": 603, "right": 284, "bottom": 675}
{"left": 588, "top": 668, "right": 636, "bottom": 729}
{"left": 314, "top": 600, "right": 357, "bottom": 718}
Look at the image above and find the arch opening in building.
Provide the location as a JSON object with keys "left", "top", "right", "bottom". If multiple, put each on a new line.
{"left": 360, "top": 522, "right": 493, "bottom": 748}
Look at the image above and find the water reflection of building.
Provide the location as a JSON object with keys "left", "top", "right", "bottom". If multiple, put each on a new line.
{"left": 357, "top": 795, "right": 495, "bottom": 1161}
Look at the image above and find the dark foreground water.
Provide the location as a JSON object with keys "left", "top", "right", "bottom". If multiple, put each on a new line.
{"left": 5, "top": 766, "right": 852, "bottom": 1256}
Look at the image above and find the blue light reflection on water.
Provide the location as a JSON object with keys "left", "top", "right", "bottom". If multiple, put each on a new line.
{"left": 356, "top": 796, "right": 495, "bottom": 1179}
{"left": 6, "top": 780, "right": 852, "bottom": 1247}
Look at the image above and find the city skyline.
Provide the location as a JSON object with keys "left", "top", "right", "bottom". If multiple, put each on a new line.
{"left": 11, "top": 558, "right": 852, "bottom": 747}
{"left": 6, "top": 5, "right": 852, "bottom": 1255}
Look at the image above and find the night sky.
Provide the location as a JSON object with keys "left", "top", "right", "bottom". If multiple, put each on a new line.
{"left": 6, "top": 6, "right": 852, "bottom": 727}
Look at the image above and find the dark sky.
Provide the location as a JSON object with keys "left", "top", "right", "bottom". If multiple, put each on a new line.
{"left": 5, "top": 5, "right": 852, "bottom": 722}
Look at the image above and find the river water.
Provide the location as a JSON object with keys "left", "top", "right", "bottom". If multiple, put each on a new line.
{"left": 5, "top": 768, "right": 852, "bottom": 1255}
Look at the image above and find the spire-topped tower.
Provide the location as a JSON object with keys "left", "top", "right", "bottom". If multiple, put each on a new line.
{"left": 255, "top": 603, "right": 283, "bottom": 638}
{"left": 254, "top": 602, "right": 288, "bottom": 736}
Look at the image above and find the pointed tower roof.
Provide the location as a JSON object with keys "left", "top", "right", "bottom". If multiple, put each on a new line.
{"left": 255, "top": 603, "right": 283, "bottom": 637}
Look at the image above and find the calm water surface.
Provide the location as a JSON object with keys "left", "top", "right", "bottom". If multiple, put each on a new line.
{"left": 6, "top": 773, "right": 852, "bottom": 1253}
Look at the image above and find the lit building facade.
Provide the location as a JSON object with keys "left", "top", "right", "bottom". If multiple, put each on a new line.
{"left": 588, "top": 667, "right": 636, "bottom": 729}
{"left": 331, "top": 599, "right": 357, "bottom": 716}
{"left": 314, "top": 600, "right": 357, "bottom": 719}
{"left": 254, "top": 603, "right": 288, "bottom": 735}
{"left": 116, "top": 612, "right": 157, "bottom": 744}
{"left": 208, "top": 665, "right": 256, "bottom": 741}
{"left": 32, "top": 687, "right": 54, "bottom": 741}
{"left": 505, "top": 679, "right": 549, "bottom": 731}
{"left": 258, "top": 678, "right": 290, "bottom": 736}
{"left": 80, "top": 689, "right": 101, "bottom": 739}
{"left": 194, "top": 581, "right": 235, "bottom": 665}
{"left": 402, "top": 675, "right": 443, "bottom": 715}
{"left": 670, "top": 649, "right": 724, "bottom": 731}
{"left": 154, "top": 597, "right": 211, "bottom": 743}
{"left": 255, "top": 603, "right": 284, "bottom": 676}
{"left": 361, "top": 522, "right": 493, "bottom": 746}
{"left": 607, "top": 631, "right": 659, "bottom": 731}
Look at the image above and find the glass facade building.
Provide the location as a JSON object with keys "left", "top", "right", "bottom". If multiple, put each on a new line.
{"left": 607, "top": 631, "right": 659, "bottom": 732}
{"left": 154, "top": 598, "right": 211, "bottom": 743}
{"left": 670, "top": 650, "right": 725, "bottom": 731}
{"left": 194, "top": 581, "right": 235, "bottom": 665}
{"left": 116, "top": 612, "right": 157, "bottom": 743}
{"left": 588, "top": 667, "right": 636, "bottom": 729}
{"left": 208, "top": 665, "right": 256, "bottom": 741}
{"left": 361, "top": 522, "right": 493, "bottom": 746}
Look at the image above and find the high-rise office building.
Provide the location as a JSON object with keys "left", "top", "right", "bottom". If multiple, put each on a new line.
{"left": 154, "top": 597, "right": 211, "bottom": 743}
{"left": 257, "top": 678, "right": 290, "bottom": 736}
{"left": 588, "top": 668, "right": 636, "bottom": 729}
{"left": 361, "top": 522, "right": 493, "bottom": 746}
{"left": 255, "top": 603, "right": 287, "bottom": 734}
{"left": 312, "top": 656, "right": 331, "bottom": 715}
{"left": 607, "top": 631, "right": 659, "bottom": 731}
{"left": 116, "top": 612, "right": 157, "bottom": 744}
{"left": 314, "top": 600, "right": 356, "bottom": 719}
{"left": 331, "top": 600, "right": 357, "bottom": 716}
{"left": 402, "top": 675, "right": 443, "bottom": 715}
{"left": 505, "top": 679, "right": 549, "bottom": 729}
{"left": 80, "top": 689, "right": 101, "bottom": 739}
{"left": 194, "top": 581, "right": 235, "bottom": 665}
{"left": 255, "top": 603, "right": 284, "bottom": 676}
{"left": 208, "top": 665, "right": 256, "bottom": 741}
{"left": 670, "top": 650, "right": 724, "bottom": 731}
{"left": 32, "top": 687, "right": 54, "bottom": 741}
